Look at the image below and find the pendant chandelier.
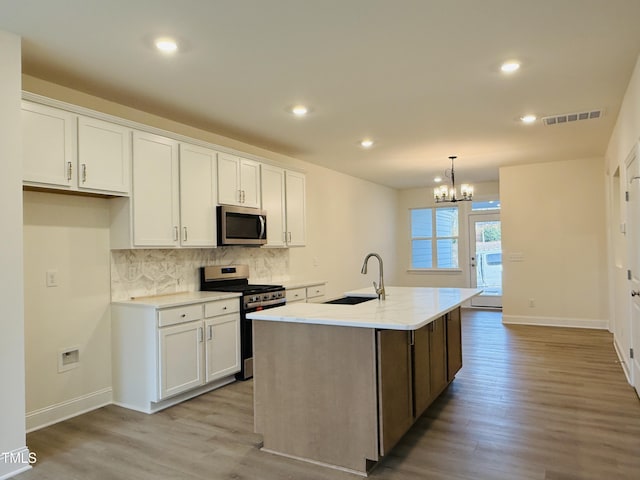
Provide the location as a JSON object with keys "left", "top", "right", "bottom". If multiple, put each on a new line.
{"left": 433, "top": 156, "right": 474, "bottom": 203}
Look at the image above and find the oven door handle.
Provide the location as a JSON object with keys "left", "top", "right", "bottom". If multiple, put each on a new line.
{"left": 258, "top": 215, "right": 266, "bottom": 240}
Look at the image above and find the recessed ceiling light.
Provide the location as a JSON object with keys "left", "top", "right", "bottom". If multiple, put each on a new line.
{"left": 434, "top": 176, "right": 443, "bottom": 183}
{"left": 521, "top": 114, "right": 537, "bottom": 124}
{"left": 291, "top": 105, "right": 309, "bottom": 117}
{"left": 501, "top": 61, "right": 521, "bottom": 73}
{"left": 155, "top": 37, "right": 178, "bottom": 54}
{"left": 360, "top": 139, "right": 374, "bottom": 148}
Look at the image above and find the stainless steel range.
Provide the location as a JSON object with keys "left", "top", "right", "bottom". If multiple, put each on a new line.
{"left": 199, "top": 265, "right": 285, "bottom": 380}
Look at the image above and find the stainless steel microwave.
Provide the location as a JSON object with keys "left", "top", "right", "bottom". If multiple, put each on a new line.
{"left": 217, "top": 205, "right": 267, "bottom": 246}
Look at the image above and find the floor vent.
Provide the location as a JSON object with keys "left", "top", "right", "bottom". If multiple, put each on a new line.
{"left": 542, "top": 109, "right": 603, "bottom": 126}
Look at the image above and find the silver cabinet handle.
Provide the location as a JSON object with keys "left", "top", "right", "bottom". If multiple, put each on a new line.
{"left": 238, "top": 189, "right": 242, "bottom": 203}
{"left": 288, "top": 232, "right": 292, "bottom": 243}
{"left": 208, "top": 325, "right": 213, "bottom": 340}
{"left": 173, "top": 226, "right": 179, "bottom": 242}
{"left": 198, "top": 326, "right": 204, "bottom": 343}
{"left": 183, "top": 227, "right": 188, "bottom": 242}
{"left": 632, "top": 290, "right": 640, "bottom": 297}
{"left": 81, "top": 163, "right": 87, "bottom": 183}
{"left": 67, "top": 161, "right": 73, "bottom": 181}
{"left": 241, "top": 190, "right": 246, "bottom": 203}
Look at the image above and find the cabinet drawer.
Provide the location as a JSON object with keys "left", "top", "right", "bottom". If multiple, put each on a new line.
{"left": 204, "top": 298, "right": 240, "bottom": 318}
{"left": 306, "top": 284, "right": 325, "bottom": 299}
{"left": 158, "top": 304, "right": 203, "bottom": 327}
{"left": 286, "top": 287, "right": 306, "bottom": 303}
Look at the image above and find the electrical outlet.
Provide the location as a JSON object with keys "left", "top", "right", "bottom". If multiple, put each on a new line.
{"left": 46, "top": 270, "right": 58, "bottom": 287}
{"left": 528, "top": 298, "right": 535, "bottom": 308}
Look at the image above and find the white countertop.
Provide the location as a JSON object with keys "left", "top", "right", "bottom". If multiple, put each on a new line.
{"left": 247, "top": 286, "right": 481, "bottom": 330}
{"left": 281, "top": 280, "right": 326, "bottom": 289}
{"left": 112, "top": 291, "right": 241, "bottom": 309}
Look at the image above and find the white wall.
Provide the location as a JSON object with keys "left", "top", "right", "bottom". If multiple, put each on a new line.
{"left": 500, "top": 157, "right": 608, "bottom": 328}
{"left": 605, "top": 54, "right": 640, "bottom": 379}
{"left": 395, "top": 181, "right": 500, "bottom": 288}
{"left": 23, "top": 192, "right": 112, "bottom": 431}
{"left": 290, "top": 162, "right": 398, "bottom": 299}
{"left": 0, "top": 30, "right": 30, "bottom": 478}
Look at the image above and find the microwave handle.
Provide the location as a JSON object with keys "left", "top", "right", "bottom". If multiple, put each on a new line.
{"left": 259, "top": 215, "right": 266, "bottom": 239}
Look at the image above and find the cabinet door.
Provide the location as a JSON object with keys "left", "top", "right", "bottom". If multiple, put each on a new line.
{"left": 239, "top": 158, "right": 261, "bottom": 208}
{"left": 429, "top": 317, "right": 448, "bottom": 400}
{"left": 78, "top": 116, "right": 131, "bottom": 194}
{"left": 217, "top": 152, "right": 241, "bottom": 205}
{"left": 377, "top": 329, "right": 413, "bottom": 455}
{"left": 446, "top": 307, "right": 463, "bottom": 381}
{"left": 158, "top": 320, "right": 204, "bottom": 400}
{"left": 179, "top": 143, "right": 217, "bottom": 247}
{"left": 204, "top": 313, "right": 240, "bottom": 383}
{"left": 285, "top": 171, "right": 306, "bottom": 246}
{"left": 22, "top": 101, "right": 76, "bottom": 189}
{"left": 261, "top": 164, "right": 286, "bottom": 247}
{"left": 413, "top": 325, "right": 431, "bottom": 417}
{"left": 132, "top": 131, "right": 180, "bottom": 247}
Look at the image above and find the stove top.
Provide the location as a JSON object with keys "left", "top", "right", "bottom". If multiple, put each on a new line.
{"left": 199, "top": 265, "right": 285, "bottom": 308}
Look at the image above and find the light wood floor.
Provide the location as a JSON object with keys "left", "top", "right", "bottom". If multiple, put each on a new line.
{"left": 17, "top": 310, "right": 640, "bottom": 479}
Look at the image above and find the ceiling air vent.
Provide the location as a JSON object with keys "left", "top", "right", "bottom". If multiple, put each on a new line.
{"left": 542, "top": 109, "right": 603, "bottom": 126}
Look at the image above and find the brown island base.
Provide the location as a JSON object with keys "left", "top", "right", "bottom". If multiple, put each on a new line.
{"left": 249, "top": 286, "right": 480, "bottom": 475}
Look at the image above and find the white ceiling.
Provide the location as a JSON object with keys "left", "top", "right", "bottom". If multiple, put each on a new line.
{"left": 1, "top": 0, "right": 640, "bottom": 189}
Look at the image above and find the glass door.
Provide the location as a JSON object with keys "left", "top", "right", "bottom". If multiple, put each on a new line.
{"left": 469, "top": 213, "right": 502, "bottom": 308}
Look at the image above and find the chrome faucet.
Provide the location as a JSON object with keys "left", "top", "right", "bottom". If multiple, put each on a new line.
{"left": 361, "top": 253, "right": 385, "bottom": 300}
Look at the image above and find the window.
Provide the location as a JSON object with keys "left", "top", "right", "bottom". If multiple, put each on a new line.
{"left": 471, "top": 200, "right": 501, "bottom": 211}
{"left": 410, "top": 207, "right": 459, "bottom": 269}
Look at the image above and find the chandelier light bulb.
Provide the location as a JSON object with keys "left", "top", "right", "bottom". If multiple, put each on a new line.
{"left": 433, "top": 156, "right": 473, "bottom": 203}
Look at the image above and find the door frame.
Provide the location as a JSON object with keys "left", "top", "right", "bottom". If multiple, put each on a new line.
{"left": 468, "top": 212, "right": 502, "bottom": 308}
{"left": 625, "top": 142, "right": 640, "bottom": 394}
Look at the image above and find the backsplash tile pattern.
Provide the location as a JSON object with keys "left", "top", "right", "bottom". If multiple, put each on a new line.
{"left": 111, "top": 247, "right": 289, "bottom": 301}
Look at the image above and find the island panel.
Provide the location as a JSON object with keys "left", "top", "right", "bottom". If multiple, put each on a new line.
{"left": 253, "top": 320, "right": 379, "bottom": 473}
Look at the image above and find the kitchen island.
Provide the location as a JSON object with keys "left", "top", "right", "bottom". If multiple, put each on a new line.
{"left": 247, "top": 286, "right": 481, "bottom": 475}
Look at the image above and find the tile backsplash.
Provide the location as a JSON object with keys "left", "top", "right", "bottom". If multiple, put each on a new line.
{"left": 110, "top": 247, "right": 289, "bottom": 301}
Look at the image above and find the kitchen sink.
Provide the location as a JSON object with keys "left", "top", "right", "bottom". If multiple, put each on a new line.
{"left": 324, "top": 296, "right": 377, "bottom": 305}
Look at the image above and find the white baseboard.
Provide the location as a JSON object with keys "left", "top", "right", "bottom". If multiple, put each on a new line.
{"left": 502, "top": 314, "right": 608, "bottom": 329}
{"left": 613, "top": 337, "right": 632, "bottom": 385}
{"left": 0, "top": 447, "right": 33, "bottom": 479}
{"left": 26, "top": 387, "right": 112, "bottom": 433}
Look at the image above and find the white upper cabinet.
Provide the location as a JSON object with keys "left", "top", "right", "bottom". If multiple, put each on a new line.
{"left": 285, "top": 170, "right": 306, "bottom": 247}
{"left": 179, "top": 143, "right": 217, "bottom": 247}
{"left": 217, "top": 152, "right": 260, "bottom": 208}
{"left": 260, "top": 165, "right": 306, "bottom": 247}
{"left": 131, "top": 131, "right": 180, "bottom": 247}
{"left": 111, "top": 136, "right": 218, "bottom": 249}
{"left": 261, "top": 164, "right": 287, "bottom": 247}
{"left": 22, "top": 101, "right": 76, "bottom": 189}
{"left": 78, "top": 116, "right": 131, "bottom": 194}
{"left": 22, "top": 100, "right": 131, "bottom": 196}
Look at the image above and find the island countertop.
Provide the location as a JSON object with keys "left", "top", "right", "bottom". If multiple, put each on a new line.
{"left": 246, "top": 286, "right": 481, "bottom": 330}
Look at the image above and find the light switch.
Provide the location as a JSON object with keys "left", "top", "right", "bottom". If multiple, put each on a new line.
{"left": 46, "top": 270, "right": 58, "bottom": 287}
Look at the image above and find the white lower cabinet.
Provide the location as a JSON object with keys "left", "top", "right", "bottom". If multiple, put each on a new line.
{"left": 159, "top": 320, "right": 204, "bottom": 399}
{"left": 285, "top": 282, "right": 326, "bottom": 304}
{"left": 112, "top": 295, "right": 241, "bottom": 413}
{"left": 205, "top": 313, "right": 241, "bottom": 383}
